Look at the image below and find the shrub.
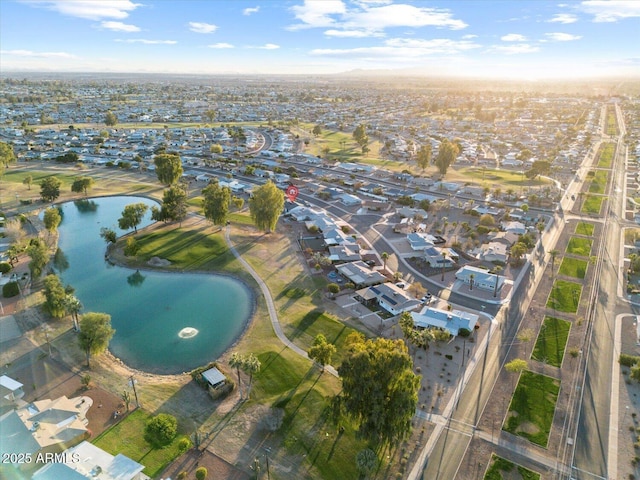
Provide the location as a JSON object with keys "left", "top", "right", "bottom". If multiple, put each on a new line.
{"left": 177, "top": 472, "right": 187, "bottom": 480}
{"left": 327, "top": 283, "right": 340, "bottom": 294}
{"left": 144, "top": 413, "right": 178, "bottom": 447}
{"left": 458, "top": 328, "right": 471, "bottom": 338}
{"left": 177, "top": 437, "right": 191, "bottom": 453}
{"left": 620, "top": 354, "right": 640, "bottom": 367}
{"left": 195, "top": 467, "right": 208, "bottom": 480}
{"left": 0, "top": 262, "right": 11, "bottom": 274}
{"left": 2, "top": 280, "right": 19, "bottom": 298}
{"left": 123, "top": 237, "right": 139, "bottom": 256}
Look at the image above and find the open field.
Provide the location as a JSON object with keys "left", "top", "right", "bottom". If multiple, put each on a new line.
{"left": 596, "top": 142, "right": 615, "bottom": 168}
{"left": 581, "top": 195, "right": 603, "bottom": 214}
{"left": 566, "top": 236, "right": 593, "bottom": 256}
{"left": 558, "top": 257, "right": 588, "bottom": 279}
{"left": 575, "top": 222, "right": 594, "bottom": 236}
{"left": 484, "top": 454, "right": 541, "bottom": 480}
{"left": 588, "top": 170, "right": 608, "bottom": 194}
{"left": 547, "top": 280, "right": 582, "bottom": 313}
{"left": 93, "top": 409, "right": 191, "bottom": 478}
{"left": 532, "top": 316, "right": 571, "bottom": 367}
{"left": 606, "top": 110, "right": 618, "bottom": 136}
{"left": 503, "top": 370, "right": 560, "bottom": 447}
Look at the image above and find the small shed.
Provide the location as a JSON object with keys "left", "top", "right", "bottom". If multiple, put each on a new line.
{"left": 201, "top": 367, "right": 226, "bottom": 389}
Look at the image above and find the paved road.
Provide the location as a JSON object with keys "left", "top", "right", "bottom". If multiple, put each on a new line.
{"left": 223, "top": 224, "right": 338, "bottom": 378}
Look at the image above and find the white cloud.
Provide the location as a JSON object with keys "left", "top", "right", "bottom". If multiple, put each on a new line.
{"left": 208, "top": 43, "right": 234, "bottom": 49}
{"left": 289, "top": 0, "right": 346, "bottom": 29}
{"left": 188, "top": 22, "right": 217, "bottom": 34}
{"left": 258, "top": 43, "right": 280, "bottom": 50}
{"left": 544, "top": 32, "right": 582, "bottom": 41}
{"left": 243, "top": 6, "right": 260, "bottom": 16}
{"left": 462, "top": 34, "right": 478, "bottom": 39}
{"left": 1, "top": 49, "right": 77, "bottom": 58}
{"left": 19, "top": 0, "right": 142, "bottom": 20}
{"left": 501, "top": 33, "right": 527, "bottom": 42}
{"left": 100, "top": 21, "right": 140, "bottom": 32}
{"left": 324, "top": 29, "right": 383, "bottom": 37}
{"left": 345, "top": 4, "right": 468, "bottom": 31}
{"left": 579, "top": 0, "right": 640, "bottom": 22}
{"left": 547, "top": 13, "right": 578, "bottom": 23}
{"left": 311, "top": 37, "right": 480, "bottom": 60}
{"left": 115, "top": 39, "right": 177, "bottom": 45}
{"left": 490, "top": 43, "right": 540, "bottom": 55}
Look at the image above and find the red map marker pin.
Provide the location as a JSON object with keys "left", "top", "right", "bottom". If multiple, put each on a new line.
{"left": 286, "top": 185, "right": 299, "bottom": 203}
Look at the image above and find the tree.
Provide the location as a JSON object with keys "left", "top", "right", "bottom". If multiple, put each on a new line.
{"left": 407, "top": 281, "right": 426, "bottom": 299}
{"left": 104, "top": 111, "right": 118, "bottom": 126}
{"left": 352, "top": 124, "right": 368, "bottom": 146}
{"left": 121, "top": 390, "right": 131, "bottom": 411}
{"left": 78, "top": 312, "right": 115, "bottom": 367}
{"left": 441, "top": 250, "right": 448, "bottom": 281}
{"left": 144, "top": 413, "right": 178, "bottom": 447}
{"left": 416, "top": 144, "right": 432, "bottom": 170}
{"left": 154, "top": 153, "right": 183, "bottom": 186}
{"left": 64, "top": 294, "right": 82, "bottom": 331}
{"left": 40, "top": 176, "right": 62, "bottom": 203}
{"left": 337, "top": 335, "right": 420, "bottom": 448}
{"left": 202, "top": 180, "right": 231, "bottom": 226}
{"left": 516, "top": 328, "right": 534, "bottom": 355}
{"left": 505, "top": 358, "right": 528, "bottom": 388}
{"left": 524, "top": 160, "right": 551, "bottom": 180}
{"left": 0, "top": 141, "right": 16, "bottom": 177}
{"left": 312, "top": 124, "right": 322, "bottom": 136}
{"left": 43, "top": 207, "right": 62, "bottom": 236}
{"left": 100, "top": 227, "right": 117, "bottom": 244}
{"left": 118, "top": 203, "right": 149, "bottom": 232}
{"left": 71, "top": 177, "right": 95, "bottom": 196}
{"left": 240, "top": 353, "right": 261, "bottom": 399}
{"left": 434, "top": 139, "right": 459, "bottom": 176}
{"left": 308, "top": 333, "right": 336, "bottom": 371}
{"left": 195, "top": 467, "right": 208, "bottom": 480}
{"left": 23, "top": 175, "right": 33, "bottom": 190}
{"left": 209, "top": 143, "right": 223, "bottom": 154}
{"left": 381, "top": 251, "right": 389, "bottom": 272}
{"left": 509, "top": 242, "right": 528, "bottom": 266}
{"left": 204, "top": 109, "right": 216, "bottom": 123}
{"left": 549, "top": 249, "right": 560, "bottom": 276}
{"left": 356, "top": 448, "right": 377, "bottom": 476}
{"left": 26, "top": 239, "right": 49, "bottom": 279}
{"left": 230, "top": 352, "right": 245, "bottom": 399}
{"left": 43, "top": 274, "right": 67, "bottom": 318}
{"left": 249, "top": 180, "right": 285, "bottom": 233}
{"left": 154, "top": 185, "right": 188, "bottom": 225}
{"left": 469, "top": 273, "right": 475, "bottom": 291}
{"left": 493, "top": 265, "right": 503, "bottom": 297}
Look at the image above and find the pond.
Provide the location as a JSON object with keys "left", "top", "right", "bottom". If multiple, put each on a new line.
{"left": 54, "top": 196, "right": 253, "bottom": 374}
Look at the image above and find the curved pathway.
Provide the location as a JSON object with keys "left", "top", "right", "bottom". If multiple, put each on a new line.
{"left": 224, "top": 225, "right": 338, "bottom": 378}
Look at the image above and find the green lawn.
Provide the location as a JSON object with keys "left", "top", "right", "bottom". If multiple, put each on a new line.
{"left": 532, "top": 317, "right": 571, "bottom": 367}
{"left": 606, "top": 111, "right": 618, "bottom": 136}
{"left": 93, "top": 409, "right": 190, "bottom": 478}
{"left": 503, "top": 370, "right": 560, "bottom": 447}
{"left": 132, "top": 226, "right": 240, "bottom": 272}
{"left": 566, "top": 237, "right": 593, "bottom": 256}
{"left": 588, "top": 170, "right": 608, "bottom": 194}
{"left": 547, "top": 280, "right": 582, "bottom": 313}
{"left": 581, "top": 195, "right": 603, "bottom": 214}
{"left": 575, "top": 222, "right": 594, "bottom": 236}
{"left": 558, "top": 257, "right": 588, "bottom": 279}
{"left": 484, "top": 454, "right": 541, "bottom": 480}
{"left": 457, "top": 167, "right": 549, "bottom": 187}
{"left": 283, "top": 309, "right": 360, "bottom": 367}
{"left": 597, "top": 143, "right": 615, "bottom": 168}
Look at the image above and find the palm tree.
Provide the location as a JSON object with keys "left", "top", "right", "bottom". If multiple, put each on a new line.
{"left": 493, "top": 266, "right": 503, "bottom": 298}
{"left": 229, "top": 352, "right": 245, "bottom": 400}
{"left": 469, "top": 273, "right": 475, "bottom": 291}
{"left": 441, "top": 251, "right": 448, "bottom": 281}
{"left": 64, "top": 295, "right": 82, "bottom": 331}
{"left": 381, "top": 251, "right": 389, "bottom": 273}
{"left": 356, "top": 448, "right": 377, "bottom": 477}
{"left": 241, "top": 353, "right": 261, "bottom": 399}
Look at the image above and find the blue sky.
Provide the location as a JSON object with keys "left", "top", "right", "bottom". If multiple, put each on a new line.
{"left": 1, "top": 0, "right": 639, "bottom": 78}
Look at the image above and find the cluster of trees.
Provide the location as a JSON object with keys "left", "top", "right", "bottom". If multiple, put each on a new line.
{"left": 352, "top": 124, "right": 369, "bottom": 154}
{"left": 434, "top": 139, "right": 460, "bottom": 175}
{"left": 398, "top": 312, "right": 452, "bottom": 354}
{"left": 151, "top": 185, "right": 188, "bottom": 225}
{"left": 229, "top": 352, "right": 261, "bottom": 400}
{"left": 416, "top": 144, "right": 433, "bottom": 171}
{"left": 524, "top": 160, "right": 551, "bottom": 180}
{"left": 333, "top": 332, "right": 420, "bottom": 448}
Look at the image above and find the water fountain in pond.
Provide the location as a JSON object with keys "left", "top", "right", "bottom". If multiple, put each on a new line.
{"left": 178, "top": 327, "right": 199, "bottom": 339}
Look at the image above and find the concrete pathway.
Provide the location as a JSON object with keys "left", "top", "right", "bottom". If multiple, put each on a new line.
{"left": 224, "top": 226, "right": 338, "bottom": 377}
